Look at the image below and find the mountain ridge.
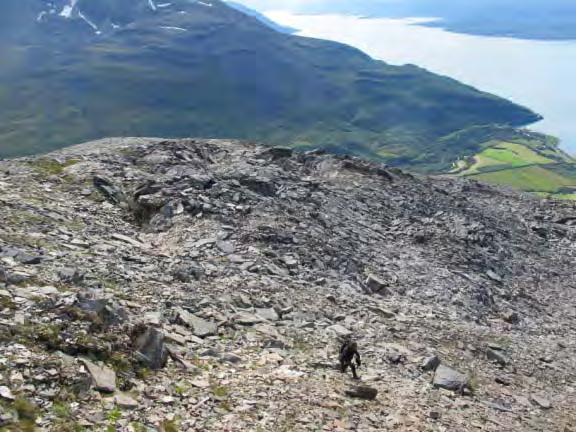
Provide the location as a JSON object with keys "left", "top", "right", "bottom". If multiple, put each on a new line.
{"left": 0, "top": 0, "right": 539, "bottom": 170}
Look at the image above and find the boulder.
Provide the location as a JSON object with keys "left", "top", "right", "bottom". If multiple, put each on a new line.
{"left": 364, "top": 274, "right": 392, "bottom": 295}
{"left": 114, "top": 392, "right": 139, "bottom": 409}
{"left": 0, "top": 386, "right": 15, "bottom": 401}
{"left": 421, "top": 355, "right": 441, "bottom": 371}
{"left": 93, "top": 176, "right": 126, "bottom": 204}
{"left": 76, "top": 297, "right": 127, "bottom": 326}
{"left": 433, "top": 365, "right": 469, "bottom": 392}
{"left": 345, "top": 386, "right": 378, "bottom": 400}
{"left": 134, "top": 326, "right": 169, "bottom": 370}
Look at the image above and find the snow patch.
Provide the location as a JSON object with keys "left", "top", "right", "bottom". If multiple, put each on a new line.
{"left": 157, "top": 2, "right": 173, "bottom": 8}
{"left": 148, "top": 0, "right": 158, "bottom": 11}
{"left": 198, "top": 1, "right": 213, "bottom": 6}
{"left": 78, "top": 11, "right": 100, "bottom": 34}
{"left": 59, "top": 0, "right": 79, "bottom": 18}
{"left": 37, "top": 11, "right": 47, "bottom": 22}
{"left": 160, "top": 26, "right": 188, "bottom": 32}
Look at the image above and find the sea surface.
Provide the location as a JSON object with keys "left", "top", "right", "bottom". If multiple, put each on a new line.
{"left": 268, "top": 12, "right": 576, "bottom": 154}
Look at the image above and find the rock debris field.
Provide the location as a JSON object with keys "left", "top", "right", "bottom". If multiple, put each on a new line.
{"left": 0, "top": 137, "right": 575, "bottom": 431}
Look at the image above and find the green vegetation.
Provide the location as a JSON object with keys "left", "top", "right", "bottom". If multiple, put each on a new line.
{"left": 448, "top": 127, "right": 576, "bottom": 199}
{"left": 0, "top": 0, "right": 538, "bottom": 169}
{"left": 160, "top": 418, "right": 180, "bottom": 432}
{"left": 28, "top": 158, "right": 79, "bottom": 176}
{"left": 1, "top": 397, "right": 40, "bottom": 432}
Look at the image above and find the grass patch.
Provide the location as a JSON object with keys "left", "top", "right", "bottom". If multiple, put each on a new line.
{"left": 473, "top": 165, "right": 575, "bottom": 193}
{"left": 28, "top": 159, "right": 80, "bottom": 176}
{"left": 459, "top": 141, "right": 556, "bottom": 175}
{"left": 160, "top": 418, "right": 180, "bottom": 432}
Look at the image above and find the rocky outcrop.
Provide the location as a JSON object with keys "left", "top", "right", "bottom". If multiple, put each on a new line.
{"left": 0, "top": 138, "right": 574, "bottom": 431}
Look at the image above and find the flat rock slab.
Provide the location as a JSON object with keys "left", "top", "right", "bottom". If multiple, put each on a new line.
{"left": 531, "top": 394, "right": 553, "bottom": 409}
{"left": 345, "top": 386, "right": 378, "bottom": 400}
{"left": 81, "top": 359, "right": 117, "bottom": 393}
{"left": 256, "top": 307, "right": 279, "bottom": 322}
{"left": 176, "top": 309, "right": 218, "bottom": 337}
{"left": 233, "top": 311, "right": 263, "bottom": 326}
{"left": 0, "top": 386, "right": 15, "bottom": 401}
{"left": 433, "top": 364, "right": 468, "bottom": 391}
{"left": 326, "top": 324, "right": 352, "bottom": 338}
{"left": 114, "top": 392, "right": 139, "bottom": 409}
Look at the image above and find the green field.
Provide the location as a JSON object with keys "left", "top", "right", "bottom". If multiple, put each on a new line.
{"left": 458, "top": 141, "right": 555, "bottom": 175}
{"left": 449, "top": 130, "right": 576, "bottom": 199}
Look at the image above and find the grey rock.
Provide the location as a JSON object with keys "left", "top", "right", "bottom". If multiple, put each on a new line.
{"left": 76, "top": 297, "right": 127, "bottom": 326}
{"left": 216, "top": 240, "right": 235, "bottom": 254}
{"left": 232, "top": 293, "right": 252, "bottom": 309}
{"left": 530, "top": 394, "right": 552, "bottom": 409}
{"left": 483, "top": 400, "right": 513, "bottom": 412}
{"left": 115, "top": 392, "right": 139, "bottom": 409}
{"left": 368, "top": 306, "right": 396, "bottom": 319}
{"left": 326, "top": 324, "right": 352, "bottom": 338}
{"left": 233, "top": 311, "right": 263, "bottom": 326}
{"left": 57, "top": 267, "right": 84, "bottom": 284}
{"left": 345, "top": 386, "right": 378, "bottom": 400}
{"left": 433, "top": 365, "right": 469, "bottom": 392}
{"left": 502, "top": 310, "right": 520, "bottom": 324}
{"left": 80, "top": 359, "right": 117, "bottom": 393}
{"left": 495, "top": 376, "right": 512, "bottom": 386}
{"left": 200, "top": 348, "right": 221, "bottom": 358}
{"left": 421, "top": 355, "right": 441, "bottom": 371}
{"left": 262, "top": 339, "right": 290, "bottom": 349}
{"left": 388, "top": 353, "right": 406, "bottom": 364}
{"left": 0, "top": 386, "right": 15, "bottom": 401}
{"left": 220, "top": 353, "right": 243, "bottom": 364}
{"left": 17, "top": 254, "right": 43, "bottom": 265}
{"left": 134, "top": 326, "right": 169, "bottom": 370}
{"left": 364, "top": 274, "right": 392, "bottom": 295}
{"left": 282, "top": 256, "right": 298, "bottom": 269}
{"left": 93, "top": 175, "right": 126, "bottom": 204}
{"left": 172, "top": 263, "right": 203, "bottom": 282}
{"left": 487, "top": 348, "right": 509, "bottom": 367}
{"left": 176, "top": 309, "right": 218, "bottom": 337}
{"left": 256, "top": 307, "right": 279, "bottom": 322}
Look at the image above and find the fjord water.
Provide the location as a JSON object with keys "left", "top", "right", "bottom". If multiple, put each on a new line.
{"left": 268, "top": 12, "right": 576, "bottom": 154}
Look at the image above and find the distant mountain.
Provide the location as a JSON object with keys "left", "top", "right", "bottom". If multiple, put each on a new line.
{"left": 0, "top": 0, "right": 539, "bottom": 169}
{"left": 261, "top": 0, "right": 576, "bottom": 40}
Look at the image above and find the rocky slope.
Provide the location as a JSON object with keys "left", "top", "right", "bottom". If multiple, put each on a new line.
{"left": 0, "top": 138, "right": 575, "bottom": 431}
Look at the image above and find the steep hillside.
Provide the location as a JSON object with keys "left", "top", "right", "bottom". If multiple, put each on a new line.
{"left": 0, "top": 0, "right": 539, "bottom": 164}
{"left": 0, "top": 138, "right": 575, "bottom": 431}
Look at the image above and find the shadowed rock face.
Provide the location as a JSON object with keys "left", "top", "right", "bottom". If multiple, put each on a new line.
{"left": 0, "top": 137, "right": 574, "bottom": 430}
